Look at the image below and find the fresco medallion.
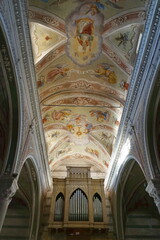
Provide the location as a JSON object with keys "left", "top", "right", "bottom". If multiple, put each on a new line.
{"left": 66, "top": 3, "right": 104, "bottom": 66}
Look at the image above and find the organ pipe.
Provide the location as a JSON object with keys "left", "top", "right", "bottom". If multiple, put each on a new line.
{"left": 54, "top": 193, "right": 64, "bottom": 221}
{"left": 93, "top": 193, "right": 103, "bottom": 222}
{"left": 69, "top": 189, "right": 88, "bottom": 221}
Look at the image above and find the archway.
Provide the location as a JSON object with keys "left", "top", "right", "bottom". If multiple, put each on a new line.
{"left": 93, "top": 193, "right": 103, "bottom": 222}
{"left": 114, "top": 158, "right": 160, "bottom": 240}
{"left": 146, "top": 69, "right": 160, "bottom": 177}
{"left": 0, "top": 158, "right": 40, "bottom": 240}
{"left": 0, "top": 26, "right": 19, "bottom": 174}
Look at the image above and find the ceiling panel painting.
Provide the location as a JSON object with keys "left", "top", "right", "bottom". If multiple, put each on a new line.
{"left": 37, "top": 54, "right": 129, "bottom": 98}
{"left": 42, "top": 107, "right": 120, "bottom": 133}
{"left": 65, "top": 2, "right": 104, "bottom": 66}
{"left": 42, "top": 104, "right": 121, "bottom": 176}
{"left": 29, "top": 0, "right": 147, "bottom": 179}
{"left": 29, "top": 0, "right": 147, "bottom": 21}
{"left": 105, "top": 24, "right": 143, "bottom": 65}
{"left": 30, "top": 22, "right": 66, "bottom": 63}
{"left": 48, "top": 137, "right": 110, "bottom": 167}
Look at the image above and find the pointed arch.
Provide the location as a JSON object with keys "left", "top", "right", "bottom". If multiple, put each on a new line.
{"left": 69, "top": 188, "right": 88, "bottom": 221}
{"left": 93, "top": 193, "right": 103, "bottom": 222}
{"left": 0, "top": 25, "right": 19, "bottom": 174}
{"left": 146, "top": 69, "right": 160, "bottom": 177}
{"left": 113, "top": 158, "right": 160, "bottom": 240}
{"left": 0, "top": 157, "right": 41, "bottom": 240}
{"left": 18, "top": 157, "right": 41, "bottom": 240}
{"left": 54, "top": 192, "right": 64, "bottom": 221}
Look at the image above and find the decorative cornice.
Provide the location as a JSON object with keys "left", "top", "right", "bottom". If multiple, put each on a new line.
{"left": 106, "top": 0, "right": 160, "bottom": 190}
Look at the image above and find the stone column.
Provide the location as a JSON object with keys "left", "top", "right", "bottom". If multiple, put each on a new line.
{"left": 146, "top": 179, "right": 160, "bottom": 214}
{"left": 0, "top": 176, "right": 18, "bottom": 231}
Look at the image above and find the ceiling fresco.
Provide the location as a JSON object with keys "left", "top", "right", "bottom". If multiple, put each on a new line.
{"left": 29, "top": 0, "right": 147, "bottom": 20}
{"left": 30, "top": 22, "right": 66, "bottom": 63}
{"left": 29, "top": 0, "right": 147, "bottom": 178}
{"left": 106, "top": 23, "right": 143, "bottom": 65}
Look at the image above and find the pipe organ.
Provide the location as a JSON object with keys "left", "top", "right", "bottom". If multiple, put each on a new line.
{"left": 49, "top": 167, "right": 107, "bottom": 230}
{"left": 69, "top": 189, "right": 88, "bottom": 221}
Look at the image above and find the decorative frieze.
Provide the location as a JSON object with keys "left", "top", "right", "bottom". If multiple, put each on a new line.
{"left": 28, "top": 8, "right": 65, "bottom": 33}
{"left": 103, "top": 10, "right": 145, "bottom": 33}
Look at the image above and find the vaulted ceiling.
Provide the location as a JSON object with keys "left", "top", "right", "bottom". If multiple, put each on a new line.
{"left": 28, "top": 0, "right": 147, "bottom": 179}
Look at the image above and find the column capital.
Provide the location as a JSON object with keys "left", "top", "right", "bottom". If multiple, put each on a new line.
{"left": 0, "top": 175, "right": 18, "bottom": 201}
{"left": 146, "top": 179, "right": 160, "bottom": 213}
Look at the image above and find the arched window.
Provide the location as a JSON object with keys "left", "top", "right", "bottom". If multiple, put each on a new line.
{"left": 54, "top": 193, "right": 64, "bottom": 221}
{"left": 93, "top": 193, "right": 103, "bottom": 222}
{"left": 69, "top": 189, "right": 88, "bottom": 221}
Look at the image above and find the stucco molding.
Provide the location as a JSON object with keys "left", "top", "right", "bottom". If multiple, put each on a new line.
{"left": 106, "top": 0, "right": 160, "bottom": 190}
{"left": 11, "top": 0, "right": 51, "bottom": 187}
{"left": 0, "top": 0, "right": 26, "bottom": 174}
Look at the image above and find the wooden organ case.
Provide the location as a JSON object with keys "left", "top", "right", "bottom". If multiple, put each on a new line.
{"left": 49, "top": 167, "right": 107, "bottom": 230}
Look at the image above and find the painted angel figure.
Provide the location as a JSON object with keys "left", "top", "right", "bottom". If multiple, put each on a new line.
{"left": 46, "top": 64, "right": 69, "bottom": 82}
